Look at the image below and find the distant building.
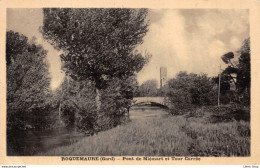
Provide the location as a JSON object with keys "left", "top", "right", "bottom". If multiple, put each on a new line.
{"left": 160, "top": 67, "right": 167, "bottom": 88}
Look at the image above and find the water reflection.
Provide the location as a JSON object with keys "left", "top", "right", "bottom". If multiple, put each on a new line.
{"left": 7, "top": 105, "right": 168, "bottom": 156}
{"left": 7, "top": 127, "right": 85, "bottom": 156}
{"left": 129, "top": 105, "right": 169, "bottom": 119}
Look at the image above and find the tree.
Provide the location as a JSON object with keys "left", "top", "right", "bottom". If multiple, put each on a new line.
{"left": 96, "top": 76, "right": 138, "bottom": 130}
{"left": 6, "top": 31, "right": 51, "bottom": 130}
{"left": 221, "top": 52, "right": 238, "bottom": 88}
{"left": 237, "top": 38, "right": 250, "bottom": 104}
{"left": 55, "top": 75, "right": 138, "bottom": 133}
{"left": 138, "top": 79, "right": 158, "bottom": 97}
{"left": 166, "top": 71, "right": 217, "bottom": 114}
{"left": 54, "top": 77, "right": 97, "bottom": 133}
{"left": 6, "top": 31, "right": 28, "bottom": 65}
{"left": 219, "top": 38, "right": 250, "bottom": 104}
{"left": 41, "top": 8, "right": 150, "bottom": 110}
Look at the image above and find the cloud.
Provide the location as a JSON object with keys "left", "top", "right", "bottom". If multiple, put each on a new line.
{"left": 193, "top": 10, "right": 249, "bottom": 36}
{"left": 230, "top": 36, "right": 243, "bottom": 50}
{"left": 137, "top": 9, "right": 249, "bottom": 85}
{"left": 7, "top": 9, "right": 249, "bottom": 88}
{"left": 137, "top": 10, "right": 188, "bottom": 85}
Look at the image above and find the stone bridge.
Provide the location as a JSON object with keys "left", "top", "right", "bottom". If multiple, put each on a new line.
{"left": 132, "top": 97, "right": 169, "bottom": 108}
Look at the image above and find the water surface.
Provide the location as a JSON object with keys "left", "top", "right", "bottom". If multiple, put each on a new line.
{"left": 130, "top": 104, "right": 169, "bottom": 120}
{"left": 7, "top": 104, "right": 168, "bottom": 156}
{"left": 7, "top": 127, "right": 85, "bottom": 156}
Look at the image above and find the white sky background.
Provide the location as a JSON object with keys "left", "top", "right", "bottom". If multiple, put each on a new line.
{"left": 7, "top": 9, "right": 249, "bottom": 89}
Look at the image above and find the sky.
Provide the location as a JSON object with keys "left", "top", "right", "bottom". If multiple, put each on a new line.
{"left": 7, "top": 8, "right": 249, "bottom": 89}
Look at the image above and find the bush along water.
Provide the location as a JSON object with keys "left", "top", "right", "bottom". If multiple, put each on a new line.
{"left": 57, "top": 76, "right": 135, "bottom": 135}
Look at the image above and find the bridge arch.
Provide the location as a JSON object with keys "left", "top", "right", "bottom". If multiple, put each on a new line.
{"left": 131, "top": 97, "right": 169, "bottom": 108}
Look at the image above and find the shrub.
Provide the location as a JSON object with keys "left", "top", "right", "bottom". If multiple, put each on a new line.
{"left": 166, "top": 72, "right": 217, "bottom": 115}
{"left": 56, "top": 79, "right": 97, "bottom": 133}
{"left": 95, "top": 77, "right": 134, "bottom": 132}
{"left": 203, "top": 104, "right": 250, "bottom": 123}
{"left": 58, "top": 76, "right": 135, "bottom": 134}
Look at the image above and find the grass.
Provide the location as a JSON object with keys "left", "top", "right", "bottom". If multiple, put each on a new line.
{"left": 39, "top": 108, "right": 250, "bottom": 156}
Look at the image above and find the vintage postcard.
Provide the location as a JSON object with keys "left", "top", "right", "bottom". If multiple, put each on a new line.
{"left": 0, "top": 0, "right": 260, "bottom": 166}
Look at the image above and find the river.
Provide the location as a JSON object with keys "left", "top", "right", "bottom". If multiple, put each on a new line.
{"left": 129, "top": 104, "right": 169, "bottom": 120}
{"left": 7, "top": 127, "right": 85, "bottom": 156}
{"left": 7, "top": 104, "right": 168, "bottom": 156}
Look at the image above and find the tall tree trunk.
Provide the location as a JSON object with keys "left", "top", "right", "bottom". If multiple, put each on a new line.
{"left": 95, "top": 88, "right": 101, "bottom": 111}
{"left": 59, "top": 90, "right": 64, "bottom": 121}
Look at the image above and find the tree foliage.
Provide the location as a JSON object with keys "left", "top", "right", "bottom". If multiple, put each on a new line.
{"left": 237, "top": 38, "right": 250, "bottom": 93}
{"left": 41, "top": 8, "right": 150, "bottom": 113}
{"left": 135, "top": 79, "right": 158, "bottom": 97}
{"left": 96, "top": 76, "right": 137, "bottom": 131}
{"left": 41, "top": 8, "right": 150, "bottom": 89}
{"left": 221, "top": 52, "right": 235, "bottom": 64}
{"left": 6, "top": 30, "right": 52, "bottom": 130}
{"left": 219, "top": 38, "right": 250, "bottom": 105}
{"left": 166, "top": 72, "right": 217, "bottom": 114}
{"left": 39, "top": 8, "right": 151, "bottom": 132}
{"left": 54, "top": 77, "right": 97, "bottom": 133}
{"left": 56, "top": 75, "right": 136, "bottom": 133}
{"left": 6, "top": 31, "right": 28, "bottom": 65}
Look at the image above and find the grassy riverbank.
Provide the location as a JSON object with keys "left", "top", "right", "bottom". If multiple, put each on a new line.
{"left": 39, "top": 107, "right": 250, "bottom": 156}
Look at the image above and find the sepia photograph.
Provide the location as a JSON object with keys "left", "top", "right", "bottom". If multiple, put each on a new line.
{"left": 5, "top": 7, "right": 251, "bottom": 158}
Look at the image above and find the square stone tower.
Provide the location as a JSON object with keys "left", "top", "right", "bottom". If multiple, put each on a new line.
{"left": 160, "top": 67, "right": 167, "bottom": 88}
